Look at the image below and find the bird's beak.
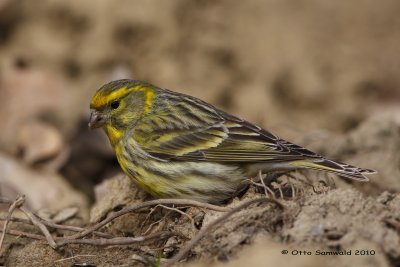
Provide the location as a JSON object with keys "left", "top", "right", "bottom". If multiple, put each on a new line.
{"left": 88, "top": 111, "right": 107, "bottom": 129}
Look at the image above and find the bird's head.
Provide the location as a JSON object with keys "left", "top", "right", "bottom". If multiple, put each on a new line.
{"left": 89, "top": 79, "right": 155, "bottom": 144}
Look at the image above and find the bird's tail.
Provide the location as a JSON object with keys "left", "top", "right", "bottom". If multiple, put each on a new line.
{"left": 288, "top": 159, "right": 376, "bottom": 181}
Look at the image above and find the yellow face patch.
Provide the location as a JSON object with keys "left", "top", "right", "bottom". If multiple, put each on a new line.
{"left": 90, "top": 84, "right": 155, "bottom": 114}
{"left": 91, "top": 86, "right": 128, "bottom": 110}
{"left": 104, "top": 124, "right": 124, "bottom": 146}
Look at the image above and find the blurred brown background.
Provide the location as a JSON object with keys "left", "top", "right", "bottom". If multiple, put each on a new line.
{"left": 0, "top": 0, "right": 399, "bottom": 223}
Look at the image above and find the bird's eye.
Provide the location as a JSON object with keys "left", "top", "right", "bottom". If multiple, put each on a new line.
{"left": 111, "top": 100, "right": 120, "bottom": 109}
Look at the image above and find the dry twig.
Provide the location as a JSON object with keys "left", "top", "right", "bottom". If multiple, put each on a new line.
{"left": 0, "top": 215, "right": 113, "bottom": 238}
{"left": 142, "top": 214, "right": 168, "bottom": 235}
{"left": 0, "top": 228, "right": 48, "bottom": 241}
{"left": 63, "top": 199, "right": 230, "bottom": 242}
{"left": 56, "top": 231, "right": 178, "bottom": 247}
{"left": 19, "top": 206, "right": 57, "bottom": 248}
{"left": 0, "top": 195, "right": 25, "bottom": 250}
{"left": 163, "top": 197, "right": 283, "bottom": 267}
{"left": 2, "top": 195, "right": 283, "bottom": 260}
{"left": 54, "top": 254, "right": 96, "bottom": 264}
{"left": 158, "top": 205, "right": 195, "bottom": 228}
{"left": 0, "top": 228, "right": 178, "bottom": 246}
{"left": 1, "top": 197, "right": 230, "bottom": 249}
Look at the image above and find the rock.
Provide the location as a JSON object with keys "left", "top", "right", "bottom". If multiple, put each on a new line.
{"left": 0, "top": 152, "right": 89, "bottom": 217}
{"left": 283, "top": 189, "right": 400, "bottom": 261}
{"left": 304, "top": 108, "right": 400, "bottom": 194}
{"left": 17, "top": 119, "right": 68, "bottom": 171}
{"left": 52, "top": 206, "right": 79, "bottom": 223}
{"left": 0, "top": 62, "right": 67, "bottom": 156}
{"left": 90, "top": 174, "right": 144, "bottom": 223}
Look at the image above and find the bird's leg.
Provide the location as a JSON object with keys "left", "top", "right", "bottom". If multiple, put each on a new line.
{"left": 271, "top": 181, "right": 284, "bottom": 199}
{"left": 286, "top": 175, "right": 296, "bottom": 199}
{"left": 257, "top": 171, "right": 276, "bottom": 198}
{"left": 262, "top": 171, "right": 287, "bottom": 184}
{"left": 252, "top": 171, "right": 269, "bottom": 197}
{"left": 284, "top": 172, "right": 302, "bottom": 199}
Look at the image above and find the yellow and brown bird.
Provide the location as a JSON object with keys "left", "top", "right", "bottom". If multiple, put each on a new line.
{"left": 89, "top": 79, "right": 375, "bottom": 203}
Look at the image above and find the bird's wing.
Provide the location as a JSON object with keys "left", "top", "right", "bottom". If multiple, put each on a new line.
{"left": 133, "top": 94, "right": 320, "bottom": 162}
{"left": 190, "top": 117, "right": 321, "bottom": 162}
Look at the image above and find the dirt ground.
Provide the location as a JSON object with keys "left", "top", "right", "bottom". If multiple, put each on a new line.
{"left": 0, "top": 0, "right": 399, "bottom": 266}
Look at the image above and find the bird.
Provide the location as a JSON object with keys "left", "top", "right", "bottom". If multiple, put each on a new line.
{"left": 88, "top": 79, "right": 375, "bottom": 203}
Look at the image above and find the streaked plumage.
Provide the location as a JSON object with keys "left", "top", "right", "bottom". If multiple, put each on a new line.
{"left": 89, "top": 79, "right": 375, "bottom": 203}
